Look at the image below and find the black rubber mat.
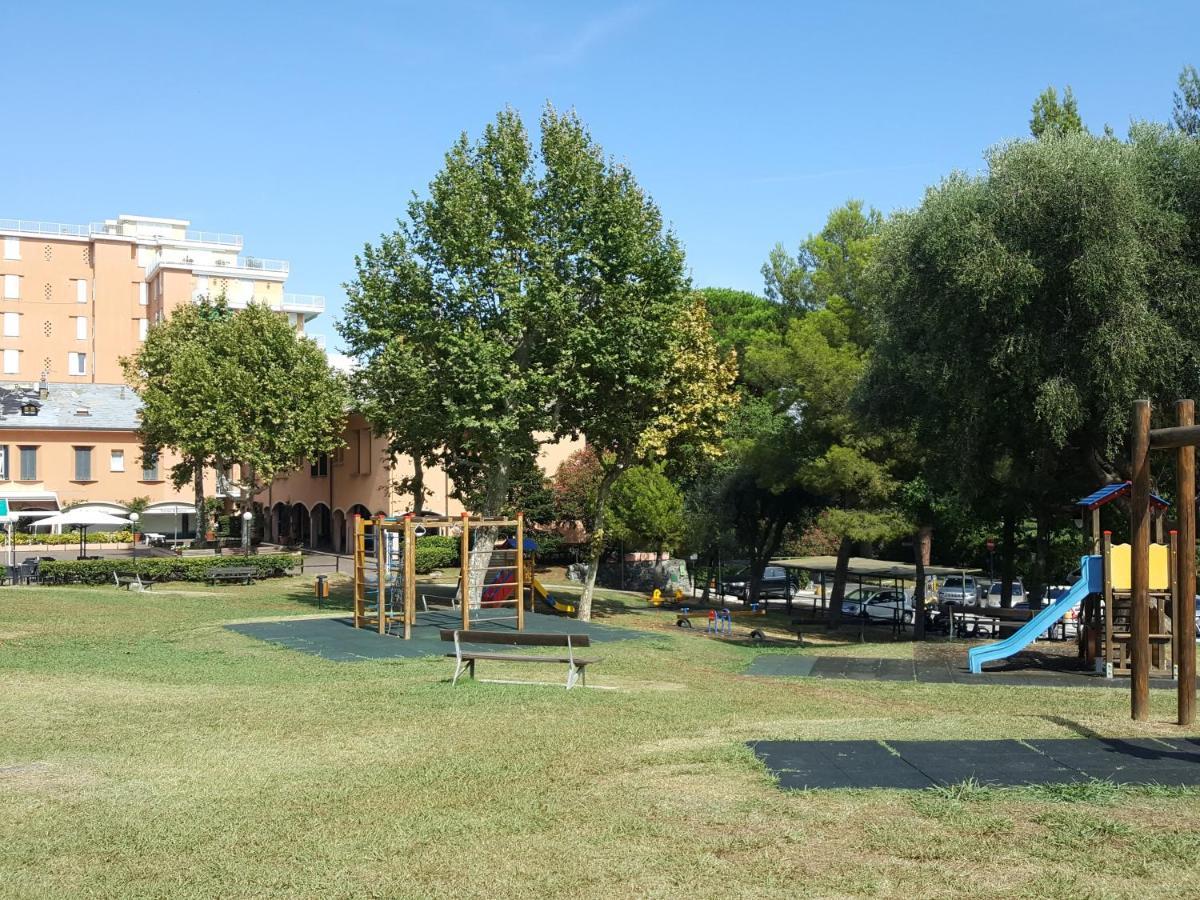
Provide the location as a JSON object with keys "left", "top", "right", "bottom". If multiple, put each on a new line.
{"left": 750, "top": 737, "right": 1200, "bottom": 789}
{"left": 226, "top": 610, "right": 641, "bottom": 661}
{"left": 745, "top": 654, "right": 1190, "bottom": 690}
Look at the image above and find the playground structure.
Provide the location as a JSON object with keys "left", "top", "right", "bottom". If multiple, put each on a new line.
{"left": 352, "top": 512, "right": 576, "bottom": 638}
{"left": 969, "top": 398, "right": 1199, "bottom": 727}
{"left": 352, "top": 512, "right": 527, "bottom": 639}
{"left": 967, "top": 537, "right": 1180, "bottom": 678}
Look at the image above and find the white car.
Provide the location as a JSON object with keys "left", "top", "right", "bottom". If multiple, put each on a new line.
{"left": 841, "top": 587, "right": 914, "bottom": 624}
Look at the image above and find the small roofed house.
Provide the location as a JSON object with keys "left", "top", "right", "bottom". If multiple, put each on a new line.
{"left": 0, "top": 378, "right": 218, "bottom": 537}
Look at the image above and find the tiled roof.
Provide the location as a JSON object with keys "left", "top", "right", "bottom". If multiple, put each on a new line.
{"left": 0, "top": 382, "right": 141, "bottom": 431}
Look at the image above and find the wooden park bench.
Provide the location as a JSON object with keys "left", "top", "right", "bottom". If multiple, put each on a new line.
{"left": 113, "top": 571, "right": 154, "bottom": 591}
{"left": 439, "top": 629, "right": 599, "bottom": 690}
{"left": 206, "top": 565, "right": 258, "bottom": 586}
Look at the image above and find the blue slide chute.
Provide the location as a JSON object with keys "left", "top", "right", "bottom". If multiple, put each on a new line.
{"left": 967, "top": 555, "right": 1100, "bottom": 674}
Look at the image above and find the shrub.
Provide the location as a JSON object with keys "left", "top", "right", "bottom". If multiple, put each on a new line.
{"left": 14, "top": 531, "right": 135, "bottom": 545}
{"left": 413, "top": 535, "right": 458, "bottom": 573}
{"left": 38, "top": 553, "right": 300, "bottom": 585}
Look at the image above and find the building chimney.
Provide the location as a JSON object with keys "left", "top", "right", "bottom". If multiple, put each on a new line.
{"left": 38, "top": 371, "right": 49, "bottom": 400}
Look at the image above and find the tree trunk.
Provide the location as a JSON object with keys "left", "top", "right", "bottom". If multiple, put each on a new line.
{"left": 1031, "top": 509, "right": 1050, "bottom": 606}
{"left": 193, "top": 459, "right": 206, "bottom": 545}
{"left": 912, "top": 524, "right": 932, "bottom": 639}
{"left": 411, "top": 454, "right": 425, "bottom": 514}
{"left": 577, "top": 470, "right": 618, "bottom": 622}
{"left": 1000, "top": 511, "right": 1016, "bottom": 608}
{"left": 465, "top": 459, "right": 508, "bottom": 609}
{"left": 826, "top": 535, "right": 853, "bottom": 629}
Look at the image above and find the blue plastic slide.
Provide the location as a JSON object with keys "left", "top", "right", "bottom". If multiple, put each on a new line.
{"left": 967, "top": 555, "right": 1100, "bottom": 674}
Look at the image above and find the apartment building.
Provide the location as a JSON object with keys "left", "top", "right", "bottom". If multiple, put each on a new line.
{"left": 0, "top": 212, "right": 579, "bottom": 550}
{"left": 0, "top": 214, "right": 325, "bottom": 528}
{"left": 0, "top": 214, "right": 323, "bottom": 383}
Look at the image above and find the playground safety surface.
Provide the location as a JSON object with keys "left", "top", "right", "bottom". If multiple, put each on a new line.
{"left": 226, "top": 609, "right": 642, "bottom": 661}
{"left": 750, "top": 737, "right": 1200, "bottom": 789}
{"left": 745, "top": 654, "right": 1191, "bottom": 690}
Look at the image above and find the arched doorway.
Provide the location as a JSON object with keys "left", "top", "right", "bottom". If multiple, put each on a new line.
{"left": 332, "top": 509, "right": 346, "bottom": 554}
{"left": 272, "top": 502, "right": 288, "bottom": 543}
{"left": 290, "top": 503, "right": 310, "bottom": 547}
{"left": 310, "top": 503, "right": 332, "bottom": 551}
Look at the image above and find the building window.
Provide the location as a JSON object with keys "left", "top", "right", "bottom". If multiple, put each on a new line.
{"left": 75, "top": 316, "right": 87, "bottom": 340}
{"left": 0, "top": 445, "right": 8, "bottom": 480}
{"left": 19, "top": 446, "right": 37, "bottom": 481}
{"left": 142, "top": 454, "right": 160, "bottom": 481}
{"left": 75, "top": 279, "right": 88, "bottom": 304}
{"left": 3, "top": 312, "right": 18, "bottom": 337}
{"left": 67, "top": 352, "right": 86, "bottom": 376}
{"left": 3, "top": 274, "right": 18, "bottom": 300}
{"left": 138, "top": 282, "right": 148, "bottom": 306}
{"left": 3, "top": 237, "right": 18, "bottom": 260}
{"left": 3, "top": 349, "right": 18, "bottom": 374}
{"left": 309, "top": 454, "right": 329, "bottom": 478}
{"left": 138, "top": 318, "right": 148, "bottom": 341}
{"left": 73, "top": 446, "right": 93, "bottom": 481}
{"left": 110, "top": 449, "right": 125, "bottom": 472}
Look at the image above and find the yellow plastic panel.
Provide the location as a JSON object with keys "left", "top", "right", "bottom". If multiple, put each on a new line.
{"left": 1108, "top": 543, "right": 1170, "bottom": 592}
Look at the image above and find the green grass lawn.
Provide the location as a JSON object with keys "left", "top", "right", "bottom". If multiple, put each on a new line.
{"left": 3, "top": 575, "right": 1200, "bottom": 898}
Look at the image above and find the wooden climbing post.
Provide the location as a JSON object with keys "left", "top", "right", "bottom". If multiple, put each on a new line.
{"left": 515, "top": 512, "right": 525, "bottom": 632}
{"left": 403, "top": 515, "right": 415, "bottom": 640}
{"left": 374, "top": 514, "right": 388, "bottom": 636}
{"left": 1131, "top": 400, "right": 1152, "bottom": 721}
{"left": 1177, "top": 399, "right": 1196, "bottom": 726}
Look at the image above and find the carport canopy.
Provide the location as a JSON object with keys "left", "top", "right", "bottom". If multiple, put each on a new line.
{"left": 771, "top": 556, "right": 982, "bottom": 580}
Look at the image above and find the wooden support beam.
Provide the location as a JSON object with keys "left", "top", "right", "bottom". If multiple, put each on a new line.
{"left": 1131, "top": 400, "right": 1152, "bottom": 721}
{"left": 1177, "top": 399, "right": 1197, "bottom": 726}
{"left": 460, "top": 512, "right": 470, "bottom": 632}
{"left": 1103, "top": 531, "right": 1113, "bottom": 678}
{"left": 1149, "top": 424, "right": 1200, "bottom": 450}
{"left": 375, "top": 514, "right": 387, "bottom": 636}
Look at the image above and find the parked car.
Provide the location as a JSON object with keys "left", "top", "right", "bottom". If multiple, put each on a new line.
{"left": 984, "top": 580, "right": 1026, "bottom": 608}
{"left": 937, "top": 575, "right": 981, "bottom": 607}
{"left": 717, "top": 565, "right": 796, "bottom": 601}
{"left": 841, "top": 587, "right": 915, "bottom": 624}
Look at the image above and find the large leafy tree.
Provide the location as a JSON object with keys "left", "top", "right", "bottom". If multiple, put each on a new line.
{"left": 608, "top": 466, "right": 686, "bottom": 564}
{"left": 867, "top": 127, "right": 1200, "bottom": 599}
{"left": 697, "top": 287, "right": 782, "bottom": 363}
{"left": 123, "top": 298, "right": 347, "bottom": 543}
{"left": 344, "top": 107, "right": 736, "bottom": 617}
{"left": 121, "top": 301, "right": 225, "bottom": 543}
{"left": 747, "top": 201, "right": 906, "bottom": 626}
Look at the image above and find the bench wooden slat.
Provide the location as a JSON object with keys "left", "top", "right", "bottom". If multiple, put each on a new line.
{"left": 438, "top": 629, "right": 590, "bottom": 648}
{"left": 444, "top": 652, "right": 600, "bottom": 664}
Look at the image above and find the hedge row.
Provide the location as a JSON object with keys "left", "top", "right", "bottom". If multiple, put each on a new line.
{"left": 38, "top": 553, "right": 300, "bottom": 585}
{"left": 14, "top": 531, "right": 135, "bottom": 545}
{"left": 414, "top": 536, "right": 458, "bottom": 573}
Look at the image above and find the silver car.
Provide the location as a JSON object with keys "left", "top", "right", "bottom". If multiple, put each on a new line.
{"left": 984, "top": 580, "right": 1026, "bottom": 608}
{"left": 937, "top": 575, "right": 980, "bottom": 607}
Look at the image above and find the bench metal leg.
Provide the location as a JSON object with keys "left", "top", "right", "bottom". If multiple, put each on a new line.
{"left": 452, "top": 656, "right": 470, "bottom": 686}
{"left": 567, "top": 662, "right": 584, "bottom": 690}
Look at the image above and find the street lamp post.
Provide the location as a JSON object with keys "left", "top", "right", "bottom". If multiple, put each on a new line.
{"left": 130, "top": 512, "right": 140, "bottom": 569}
{"left": 242, "top": 509, "right": 253, "bottom": 557}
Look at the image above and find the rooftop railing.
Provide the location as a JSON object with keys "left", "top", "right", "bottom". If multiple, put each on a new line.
{"left": 0, "top": 218, "right": 90, "bottom": 238}
{"left": 0, "top": 218, "right": 245, "bottom": 247}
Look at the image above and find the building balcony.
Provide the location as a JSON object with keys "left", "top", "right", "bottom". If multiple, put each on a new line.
{"left": 281, "top": 293, "right": 325, "bottom": 314}
{"left": 149, "top": 248, "right": 290, "bottom": 279}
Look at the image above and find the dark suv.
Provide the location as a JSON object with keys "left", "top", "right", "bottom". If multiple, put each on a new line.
{"left": 718, "top": 565, "right": 795, "bottom": 601}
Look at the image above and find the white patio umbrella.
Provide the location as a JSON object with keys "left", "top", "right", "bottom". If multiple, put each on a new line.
{"left": 34, "top": 508, "right": 132, "bottom": 559}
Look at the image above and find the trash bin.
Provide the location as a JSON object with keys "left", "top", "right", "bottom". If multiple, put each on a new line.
{"left": 315, "top": 574, "right": 329, "bottom": 607}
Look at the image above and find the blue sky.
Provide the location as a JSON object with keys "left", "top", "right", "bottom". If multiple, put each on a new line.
{"left": 5, "top": 1, "right": 1198, "bottom": 353}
